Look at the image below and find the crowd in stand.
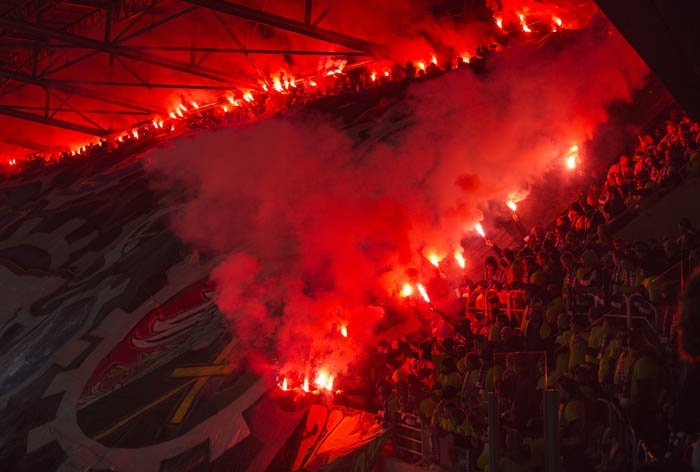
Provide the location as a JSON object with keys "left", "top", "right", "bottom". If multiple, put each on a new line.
{"left": 370, "top": 112, "right": 700, "bottom": 471}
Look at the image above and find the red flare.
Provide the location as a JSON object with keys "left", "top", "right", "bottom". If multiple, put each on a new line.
{"left": 280, "top": 377, "right": 288, "bottom": 391}
{"left": 428, "top": 253, "right": 440, "bottom": 267}
{"left": 507, "top": 200, "right": 517, "bottom": 212}
{"left": 302, "top": 377, "right": 309, "bottom": 392}
{"left": 400, "top": 283, "right": 413, "bottom": 298}
{"left": 474, "top": 222, "right": 486, "bottom": 238}
{"left": 454, "top": 251, "right": 466, "bottom": 269}
{"left": 340, "top": 325, "right": 348, "bottom": 337}
{"left": 416, "top": 283, "right": 430, "bottom": 303}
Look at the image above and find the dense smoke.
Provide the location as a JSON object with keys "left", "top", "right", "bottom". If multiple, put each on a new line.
{"left": 146, "top": 12, "right": 648, "bottom": 384}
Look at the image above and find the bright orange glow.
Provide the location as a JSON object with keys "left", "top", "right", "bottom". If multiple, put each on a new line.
{"left": 281, "top": 377, "right": 288, "bottom": 391}
{"left": 519, "top": 14, "right": 531, "bottom": 33}
{"left": 566, "top": 144, "right": 579, "bottom": 169}
{"left": 302, "top": 377, "right": 309, "bottom": 392}
{"left": 262, "top": 83, "right": 269, "bottom": 92}
{"left": 179, "top": 103, "right": 187, "bottom": 112}
{"left": 132, "top": 130, "right": 139, "bottom": 139}
{"left": 371, "top": 72, "right": 377, "bottom": 82}
{"left": 461, "top": 54, "right": 471, "bottom": 63}
{"left": 553, "top": 16, "right": 563, "bottom": 27}
{"left": 243, "top": 92, "right": 254, "bottom": 102}
{"left": 222, "top": 105, "right": 229, "bottom": 113}
{"left": 430, "top": 55, "right": 437, "bottom": 65}
{"left": 400, "top": 282, "right": 413, "bottom": 298}
{"left": 314, "top": 370, "right": 334, "bottom": 390}
{"left": 384, "top": 70, "right": 389, "bottom": 77}
{"left": 169, "top": 112, "right": 177, "bottom": 119}
{"left": 176, "top": 109, "right": 184, "bottom": 118}
{"left": 192, "top": 101, "right": 199, "bottom": 109}
{"left": 273, "top": 77, "right": 283, "bottom": 92}
{"left": 416, "top": 283, "right": 430, "bottom": 303}
{"left": 474, "top": 222, "right": 486, "bottom": 238}
{"left": 454, "top": 250, "right": 466, "bottom": 269}
{"left": 428, "top": 253, "right": 440, "bottom": 267}
{"left": 507, "top": 200, "right": 517, "bottom": 212}
{"left": 340, "top": 325, "right": 348, "bottom": 337}
{"left": 309, "top": 80, "right": 317, "bottom": 87}
{"left": 417, "top": 61, "right": 426, "bottom": 71}
{"left": 495, "top": 17, "right": 503, "bottom": 29}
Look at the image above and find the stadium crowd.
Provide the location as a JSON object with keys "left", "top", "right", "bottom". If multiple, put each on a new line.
{"left": 370, "top": 110, "right": 700, "bottom": 471}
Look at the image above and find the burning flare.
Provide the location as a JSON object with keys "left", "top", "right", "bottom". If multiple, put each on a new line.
{"left": 340, "top": 324, "right": 348, "bottom": 337}
{"left": 507, "top": 200, "right": 517, "bottom": 212}
{"left": 518, "top": 14, "right": 532, "bottom": 33}
{"left": 416, "top": 283, "right": 430, "bottom": 303}
{"left": 400, "top": 282, "right": 413, "bottom": 298}
{"left": 314, "top": 370, "right": 335, "bottom": 391}
{"left": 566, "top": 144, "right": 579, "bottom": 169}
{"left": 281, "top": 377, "right": 288, "bottom": 391}
{"left": 428, "top": 253, "right": 440, "bottom": 267}
{"left": 454, "top": 250, "right": 466, "bottom": 269}
{"left": 495, "top": 16, "right": 503, "bottom": 29}
{"left": 474, "top": 222, "right": 486, "bottom": 238}
{"left": 302, "top": 377, "right": 309, "bottom": 392}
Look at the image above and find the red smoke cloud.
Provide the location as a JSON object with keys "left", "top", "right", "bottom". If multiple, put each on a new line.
{"left": 146, "top": 11, "right": 649, "bottom": 386}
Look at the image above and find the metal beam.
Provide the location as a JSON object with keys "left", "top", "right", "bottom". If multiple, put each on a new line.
{"left": 0, "top": 16, "right": 237, "bottom": 83}
{"left": 0, "top": 135, "right": 52, "bottom": 153}
{"left": 0, "top": 43, "right": 369, "bottom": 55}
{"left": 0, "top": 68, "right": 160, "bottom": 114}
{"left": 181, "top": 0, "right": 383, "bottom": 55}
{"left": 0, "top": 105, "right": 111, "bottom": 136}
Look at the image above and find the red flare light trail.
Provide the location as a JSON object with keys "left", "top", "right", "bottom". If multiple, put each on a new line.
{"left": 454, "top": 250, "right": 466, "bottom": 269}
{"left": 416, "top": 283, "right": 431, "bottom": 304}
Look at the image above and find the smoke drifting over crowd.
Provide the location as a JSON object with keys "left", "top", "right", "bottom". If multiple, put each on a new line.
{"left": 146, "top": 11, "right": 649, "bottom": 387}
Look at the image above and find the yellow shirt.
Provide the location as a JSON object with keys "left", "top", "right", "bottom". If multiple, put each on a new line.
{"left": 598, "top": 340, "right": 620, "bottom": 384}
{"left": 587, "top": 324, "right": 605, "bottom": 365}
{"left": 569, "top": 331, "right": 587, "bottom": 371}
